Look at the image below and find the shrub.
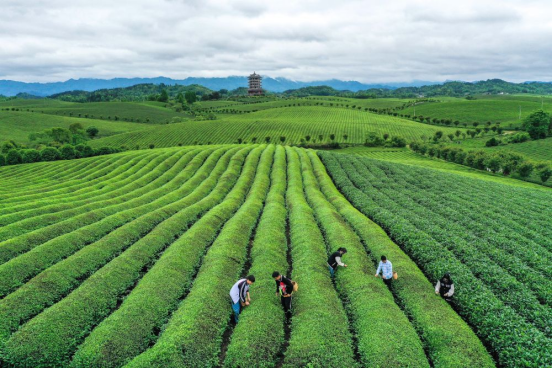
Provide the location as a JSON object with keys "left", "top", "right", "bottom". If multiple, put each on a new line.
{"left": 522, "top": 110, "right": 552, "bottom": 139}
{"left": 75, "top": 144, "right": 94, "bottom": 158}
{"left": 6, "top": 149, "right": 22, "bottom": 165}
{"left": 508, "top": 132, "right": 531, "bottom": 143}
{"left": 389, "top": 136, "right": 407, "bottom": 148}
{"left": 485, "top": 137, "right": 500, "bottom": 147}
{"left": 0, "top": 154, "right": 5, "bottom": 166}
{"left": 94, "top": 147, "right": 114, "bottom": 156}
{"left": 536, "top": 163, "right": 552, "bottom": 183}
{"left": 40, "top": 147, "right": 61, "bottom": 161}
{"left": 21, "top": 149, "right": 41, "bottom": 163}
{"left": 60, "top": 144, "right": 76, "bottom": 160}
{"left": 516, "top": 162, "right": 534, "bottom": 178}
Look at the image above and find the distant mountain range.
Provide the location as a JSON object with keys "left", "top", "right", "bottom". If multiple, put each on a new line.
{"left": 0, "top": 77, "right": 441, "bottom": 97}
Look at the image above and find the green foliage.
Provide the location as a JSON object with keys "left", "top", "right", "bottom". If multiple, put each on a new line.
{"left": 0, "top": 154, "right": 5, "bottom": 166}
{"left": 507, "top": 131, "right": 531, "bottom": 143}
{"left": 40, "top": 147, "right": 61, "bottom": 161}
{"left": 516, "top": 161, "right": 534, "bottom": 178}
{"left": 21, "top": 149, "right": 41, "bottom": 163}
{"left": 388, "top": 136, "right": 407, "bottom": 147}
{"left": 485, "top": 137, "right": 500, "bottom": 147}
{"left": 522, "top": 110, "right": 552, "bottom": 139}
{"left": 364, "top": 132, "right": 385, "bottom": 147}
{"left": 74, "top": 143, "right": 94, "bottom": 157}
{"left": 86, "top": 126, "right": 99, "bottom": 138}
{"left": 60, "top": 144, "right": 76, "bottom": 160}
{"left": 536, "top": 163, "right": 552, "bottom": 183}
{"left": 158, "top": 89, "right": 169, "bottom": 103}
{"left": 185, "top": 91, "right": 198, "bottom": 104}
{"left": 6, "top": 149, "right": 22, "bottom": 165}
{"left": 1, "top": 140, "right": 16, "bottom": 153}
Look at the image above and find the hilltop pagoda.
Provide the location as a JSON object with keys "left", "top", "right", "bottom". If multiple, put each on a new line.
{"left": 248, "top": 72, "right": 263, "bottom": 96}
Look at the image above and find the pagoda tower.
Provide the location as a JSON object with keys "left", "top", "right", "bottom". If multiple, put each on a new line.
{"left": 248, "top": 72, "right": 263, "bottom": 96}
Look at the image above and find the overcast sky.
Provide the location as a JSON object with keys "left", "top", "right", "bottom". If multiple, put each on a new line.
{"left": 1, "top": 0, "right": 551, "bottom": 83}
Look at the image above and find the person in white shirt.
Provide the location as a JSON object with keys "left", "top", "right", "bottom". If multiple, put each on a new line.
{"left": 229, "top": 275, "right": 255, "bottom": 323}
{"left": 375, "top": 255, "right": 393, "bottom": 287}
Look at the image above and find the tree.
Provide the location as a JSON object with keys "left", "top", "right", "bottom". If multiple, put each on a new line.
{"left": 176, "top": 92, "right": 185, "bottom": 104}
{"left": 75, "top": 144, "right": 94, "bottom": 158}
{"left": 522, "top": 110, "right": 552, "bottom": 139}
{"left": 536, "top": 163, "right": 552, "bottom": 183}
{"left": 22, "top": 149, "right": 41, "bottom": 163}
{"left": 485, "top": 137, "right": 500, "bottom": 147}
{"left": 467, "top": 130, "right": 477, "bottom": 138}
{"left": 447, "top": 133, "right": 455, "bottom": 141}
{"left": 40, "top": 147, "right": 61, "bottom": 161}
{"left": 49, "top": 127, "right": 72, "bottom": 143}
{"left": 330, "top": 134, "right": 335, "bottom": 141}
{"left": 1, "top": 140, "right": 16, "bottom": 154}
{"left": 472, "top": 122, "right": 479, "bottom": 128}
{"left": 60, "top": 144, "right": 76, "bottom": 160}
{"left": 383, "top": 133, "right": 390, "bottom": 140}
{"left": 319, "top": 134, "right": 324, "bottom": 142}
{"left": 158, "top": 89, "right": 169, "bottom": 103}
{"left": 265, "top": 136, "right": 271, "bottom": 143}
{"left": 251, "top": 137, "right": 257, "bottom": 143}
{"left": 6, "top": 149, "right": 22, "bottom": 165}
{"left": 69, "top": 123, "right": 84, "bottom": 134}
{"left": 484, "top": 155, "right": 501, "bottom": 173}
{"left": 280, "top": 136, "right": 286, "bottom": 143}
{"left": 343, "top": 134, "right": 348, "bottom": 141}
{"left": 185, "top": 91, "right": 197, "bottom": 104}
{"left": 389, "top": 136, "right": 406, "bottom": 148}
{"left": 86, "top": 126, "right": 99, "bottom": 138}
{"left": 516, "top": 162, "right": 534, "bottom": 178}
{"left": 0, "top": 154, "right": 5, "bottom": 166}
{"left": 149, "top": 144, "right": 155, "bottom": 149}
{"left": 305, "top": 135, "right": 311, "bottom": 142}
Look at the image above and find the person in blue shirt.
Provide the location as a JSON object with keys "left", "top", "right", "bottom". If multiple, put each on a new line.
{"left": 375, "top": 255, "right": 393, "bottom": 287}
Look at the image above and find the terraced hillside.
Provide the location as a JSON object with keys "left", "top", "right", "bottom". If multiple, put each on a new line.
{"left": 0, "top": 99, "right": 191, "bottom": 125}
{"left": 332, "top": 146, "right": 551, "bottom": 189}
{"left": 320, "top": 152, "right": 552, "bottom": 368}
{"left": 397, "top": 95, "right": 552, "bottom": 128}
{"left": 89, "top": 106, "right": 460, "bottom": 148}
{"left": 0, "top": 110, "right": 146, "bottom": 143}
{"left": 0, "top": 145, "right": 494, "bottom": 368}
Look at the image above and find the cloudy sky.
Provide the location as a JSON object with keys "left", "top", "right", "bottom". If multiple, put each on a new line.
{"left": 1, "top": 0, "right": 551, "bottom": 83}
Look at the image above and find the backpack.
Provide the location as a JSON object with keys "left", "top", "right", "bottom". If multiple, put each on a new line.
{"left": 291, "top": 280, "right": 299, "bottom": 292}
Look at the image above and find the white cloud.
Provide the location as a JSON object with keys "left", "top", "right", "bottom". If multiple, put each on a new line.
{"left": 0, "top": 0, "right": 550, "bottom": 82}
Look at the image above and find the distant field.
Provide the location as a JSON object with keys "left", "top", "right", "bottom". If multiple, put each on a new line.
{"left": 0, "top": 99, "right": 191, "bottom": 124}
{"left": 0, "top": 110, "right": 146, "bottom": 143}
{"left": 397, "top": 96, "right": 552, "bottom": 128}
{"left": 331, "top": 146, "right": 550, "bottom": 189}
{"left": 90, "top": 106, "right": 461, "bottom": 148}
{"left": 485, "top": 137, "right": 552, "bottom": 162}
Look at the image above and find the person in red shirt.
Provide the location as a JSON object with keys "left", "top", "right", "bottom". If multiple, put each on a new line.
{"left": 273, "top": 271, "right": 294, "bottom": 319}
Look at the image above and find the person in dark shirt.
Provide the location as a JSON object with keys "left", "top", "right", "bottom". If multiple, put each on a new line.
{"left": 273, "top": 271, "right": 294, "bottom": 319}
{"left": 435, "top": 272, "right": 454, "bottom": 302}
{"left": 327, "top": 247, "right": 348, "bottom": 278}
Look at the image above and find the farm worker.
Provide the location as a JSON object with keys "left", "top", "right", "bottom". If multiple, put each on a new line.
{"left": 375, "top": 255, "right": 393, "bottom": 287}
{"left": 273, "top": 271, "right": 294, "bottom": 320}
{"left": 229, "top": 275, "right": 255, "bottom": 323}
{"left": 327, "top": 247, "right": 348, "bottom": 278}
{"left": 435, "top": 272, "right": 454, "bottom": 301}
